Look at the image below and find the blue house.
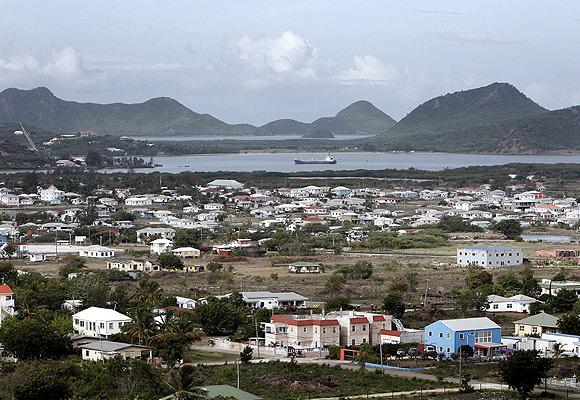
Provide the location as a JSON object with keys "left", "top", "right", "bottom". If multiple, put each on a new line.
{"left": 424, "top": 317, "right": 503, "bottom": 357}
{"left": 0, "top": 234, "right": 7, "bottom": 246}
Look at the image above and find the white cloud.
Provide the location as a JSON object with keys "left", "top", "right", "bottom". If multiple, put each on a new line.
{"left": 0, "top": 46, "right": 105, "bottom": 86}
{"left": 337, "top": 55, "right": 398, "bottom": 85}
{"left": 225, "top": 30, "right": 327, "bottom": 86}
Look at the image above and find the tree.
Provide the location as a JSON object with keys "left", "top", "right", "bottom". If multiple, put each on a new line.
{"left": 404, "top": 272, "right": 418, "bottom": 292}
{"left": 13, "top": 362, "right": 71, "bottom": 400}
{"left": 496, "top": 271, "right": 522, "bottom": 293}
{"left": 494, "top": 220, "right": 523, "bottom": 239}
{"left": 457, "top": 289, "right": 489, "bottom": 314}
{"left": 438, "top": 216, "right": 482, "bottom": 233}
{"left": 325, "top": 294, "right": 352, "bottom": 311}
{"left": 520, "top": 267, "right": 540, "bottom": 297}
{"left": 0, "top": 316, "right": 71, "bottom": 360}
{"left": 163, "top": 366, "right": 204, "bottom": 400}
{"left": 240, "top": 345, "right": 253, "bottom": 364}
{"left": 325, "top": 272, "right": 347, "bottom": 292}
{"left": 195, "top": 297, "right": 246, "bottom": 336}
{"left": 552, "top": 269, "right": 568, "bottom": 282}
{"left": 499, "top": 350, "right": 553, "bottom": 400}
{"left": 58, "top": 256, "right": 87, "bottom": 277}
{"left": 557, "top": 313, "right": 580, "bottom": 335}
{"left": 123, "top": 307, "right": 158, "bottom": 345}
{"left": 158, "top": 253, "right": 185, "bottom": 270}
{"left": 157, "top": 311, "right": 202, "bottom": 366}
{"left": 551, "top": 288, "right": 577, "bottom": 313}
{"left": 132, "top": 276, "right": 163, "bottom": 306}
{"left": 382, "top": 293, "right": 405, "bottom": 318}
{"left": 464, "top": 267, "right": 493, "bottom": 289}
{"left": 85, "top": 150, "right": 103, "bottom": 168}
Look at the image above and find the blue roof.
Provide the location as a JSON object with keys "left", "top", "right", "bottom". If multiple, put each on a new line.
{"left": 462, "top": 245, "right": 518, "bottom": 251}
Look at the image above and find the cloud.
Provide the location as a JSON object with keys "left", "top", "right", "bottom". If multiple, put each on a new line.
{"left": 432, "top": 32, "right": 523, "bottom": 45}
{"left": 224, "top": 30, "right": 328, "bottom": 86}
{"left": 0, "top": 46, "right": 105, "bottom": 86}
{"left": 337, "top": 55, "right": 398, "bottom": 85}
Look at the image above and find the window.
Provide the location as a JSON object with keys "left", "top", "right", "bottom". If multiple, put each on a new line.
{"left": 85, "top": 350, "right": 89, "bottom": 356}
{"left": 100, "top": 322, "right": 105, "bottom": 329}
{"left": 80, "top": 321, "right": 85, "bottom": 327}
{"left": 459, "top": 333, "right": 464, "bottom": 340}
{"left": 475, "top": 330, "right": 492, "bottom": 343}
{"left": 74, "top": 319, "right": 79, "bottom": 325}
{"left": 108, "top": 323, "right": 113, "bottom": 330}
{"left": 332, "top": 327, "right": 336, "bottom": 333}
{"left": 439, "top": 332, "right": 443, "bottom": 338}
{"left": 447, "top": 348, "right": 451, "bottom": 353}
{"left": 428, "top": 331, "right": 433, "bottom": 337}
{"left": 323, "top": 328, "right": 326, "bottom": 334}
{"left": 447, "top": 333, "right": 451, "bottom": 339}
{"left": 303, "top": 327, "right": 307, "bottom": 333}
{"left": 532, "top": 326, "right": 538, "bottom": 334}
{"left": 493, "top": 304, "right": 498, "bottom": 309}
{"left": 352, "top": 326, "right": 356, "bottom": 332}
{"left": 362, "top": 325, "right": 367, "bottom": 331}
{"left": 519, "top": 325, "right": 524, "bottom": 332}
{"left": 507, "top": 303, "right": 513, "bottom": 309}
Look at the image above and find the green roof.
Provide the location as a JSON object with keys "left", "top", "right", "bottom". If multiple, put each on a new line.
{"left": 514, "top": 312, "right": 559, "bottom": 328}
{"left": 202, "top": 385, "right": 262, "bottom": 400}
{"left": 288, "top": 262, "right": 320, "bottom": 267}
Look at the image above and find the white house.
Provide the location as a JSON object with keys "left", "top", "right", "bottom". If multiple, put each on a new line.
{"left": 39, "top": 185, "right": 64, "bottom": 202}
{"left": 207, "top": 179, "right": 244, "bottom": 190}
{"left": 150, "top": 238, "right": 173, "bottom": 255}
{"left": 78, "top": 245, "right": 116, "bottom": 258}
{"left": 72, "top": 307, "right": 132, "bottom": 338}
{"left": 0, "top": 284, "right": 15, "bottom": 325}
{"left": 106, "top": 259, "right": 159, "bottom": 273}
{"left": 125, "top": 196, "right": 153, "bottom": 206}
{"left": 486, "top": 294, "right": 540, "bottom": 313}
{"left": 176, "top": 296, "right": 197, "bottom": 309}
{"left": 136, "top": 227, "right": 175, "bottom": 243}
{"left": 0, "top": 194, "right": 19, "bottom": 207}
{"left": 204, "top": 203, "right": 224, "bottom": 211}
{"left": 457, "top": 245, "right": 523, "bottom": 268}
{"left": 79, "top": 340, "right": 152, "bottom": 361}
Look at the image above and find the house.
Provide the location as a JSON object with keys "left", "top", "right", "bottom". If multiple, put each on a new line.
{"left": 197, "top": 385, "right": 262, "bottom": 400}
{"left": 207, "top": 179, "right": 244, "bottom": 190}
{"left": 0, "top": 193, "right": 19, "bottom": 206}
{"left": 0, "top": 284, "right": 15, "bottom": 325}
{"left": 331, "top": 186, "right": 352, "bottom": 197}
{"left": 288, "top": 262, "right": 322, "bottom": 274}
{"left": 62, "top": 299, "right": 83, "bottom": 312}
{"left": 263, "top": 311, "right": 394, "bottom": 348}
{"left": 72, "top": 307, "right": 132, "bottom": 338}
{"left": 263, "top": 315, "right": 341, "bottom": 349}
{"left": 456, "top": 245, "right": 523, "bottom": 268}
{"left": 172, "top": 247, "right": 201, "bottom": 258}
{"left": 125, "top": 196, "right": 153, "bottom": 206}
{"left": 204, "top": 203, "right": 224, "bottom": 211}
{"left": 176, "top": 296, "right": 197, "bottom": 310}
{"left": 486, "top": 294, "right": 540, "bottom": 313}
{"left": 539, "top": 279, "right": 580, "bottom": 297}
{"left": 79, "top": 340, "right": 152, "bottom": 362}
{"left": 39, "top": 185, "right": 64, "bottom": 202}
{"left": 136, "top": 227, "right": 176, "bottom": 243}
{"left": 150, "top": 238, "right": 173, "bottom": 255}
{"left": 514, "top": 312, "right": 560, "bottom": 337}
{"left": 424, "top": 317, "right": 504, "bottom": 358}
{"left": 106, "top": 259, "right": 159, "bottom": 273}
{"left": 78, "top": 245, "right": 116, "bottom": 259}
{"left": 236, "top": 291, "right": 308, "bottom": 309}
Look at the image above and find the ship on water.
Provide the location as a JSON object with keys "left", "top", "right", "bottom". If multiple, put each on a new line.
{"left": 294, "top": 154, "right": 337, "bottom": 165}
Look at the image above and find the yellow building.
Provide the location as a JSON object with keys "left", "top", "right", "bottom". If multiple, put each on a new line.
{"left": 514, "top": 311, "right": 559, "bottom": 337}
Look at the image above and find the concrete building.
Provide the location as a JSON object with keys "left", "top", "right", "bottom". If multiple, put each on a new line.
{"left": 72, "top": 307, "right": 132, "bottom": 338}
{"left": 457, "top": 245, "right": 523, "bottom": 268}
{"left": 79, "top": 340, "right": 152, "bottom": 362}
{"left": 106, "top": 259, "right": 159, "bottom": 273}
{"left": 514, "top": 312, "right": 560, "bottom": 337}
{"left": 486, "top": 294, "right": 540, "bottom": 313}
{"left": 78, "top": 245, "right": 116, "bottom": 258}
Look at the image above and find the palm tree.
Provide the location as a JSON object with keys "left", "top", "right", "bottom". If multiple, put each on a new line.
{"left": 132, "top": 277, "right": 163, "bottom": 306}
{"left": 155, "top": 311, "right": 202, "bottom": 366}
{"left": 124, "top": 306, "right": 158, "bottom": 345}
{"left": 163, "top": 367, "right": 205, "bottom": 400}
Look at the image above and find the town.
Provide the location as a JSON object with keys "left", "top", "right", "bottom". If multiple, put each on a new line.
{"left": 1, "top": 168, "right": 580, "bottom": 399}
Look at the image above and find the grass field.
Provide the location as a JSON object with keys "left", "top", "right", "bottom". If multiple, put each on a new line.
{"left": 190, "top": 360, "right": 449, "bottom": 400}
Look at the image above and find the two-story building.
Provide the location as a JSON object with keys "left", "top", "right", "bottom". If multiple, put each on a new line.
{"left": 457, "top": 245, "right": 523, "bottom": 268}
{"left": 72, "top": 307, "right": 132, "bottom": 338}
{"left": 514, "top": 312, "right": 560, "bottom": 337}
{"left": 424, "top": 317, "right": 503, "bottom": 358}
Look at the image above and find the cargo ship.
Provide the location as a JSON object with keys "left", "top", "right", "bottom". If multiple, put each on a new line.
{"left": 294, "top": 154, "right": 337, "bottom": 165}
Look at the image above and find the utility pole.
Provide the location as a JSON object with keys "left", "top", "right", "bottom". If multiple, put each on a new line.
{"left": 379, "top": 342, "right": 384, "bottom": 373}
{"left": 458, "top": 347, "right": 462, "bottom": 390}
{"left": 255, "top": 315, "right": 260, "bottom": 358}
{"left": 236, "top": 358, "right": 240, "bottom": 389}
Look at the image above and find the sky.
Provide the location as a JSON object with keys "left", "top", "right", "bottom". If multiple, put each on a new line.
{"left": 1, "top": 0, "right": 580, "bottom": 125}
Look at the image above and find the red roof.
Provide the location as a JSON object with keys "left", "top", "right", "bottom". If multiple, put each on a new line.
{"left": 271, "top": 315, "right": 339, "bottom": 326}
{"left": 372, "top": 315, "right": 386, "bottom": 321}
{"left": 0, "top": 284, "right": 13, "bottom": 294}
{"left": 380, "top": 329, "right": 401, "bottom": 337}
{"left": 350, "top": 317, "right": 369, "bottom": 324}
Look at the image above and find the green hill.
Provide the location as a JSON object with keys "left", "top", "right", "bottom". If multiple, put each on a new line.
{"left": 382, "top": 82, "right": 547, "bottom": 139}
{"left": 0, "top": 87, "right": 256, "bottom": 136}
{"left": 257, "top": 100, "right": 396, "bottom": 136}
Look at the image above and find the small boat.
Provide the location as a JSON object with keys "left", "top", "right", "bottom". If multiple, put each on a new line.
{"left": 294, "top": 154, "right": 337, "bottom": 165}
